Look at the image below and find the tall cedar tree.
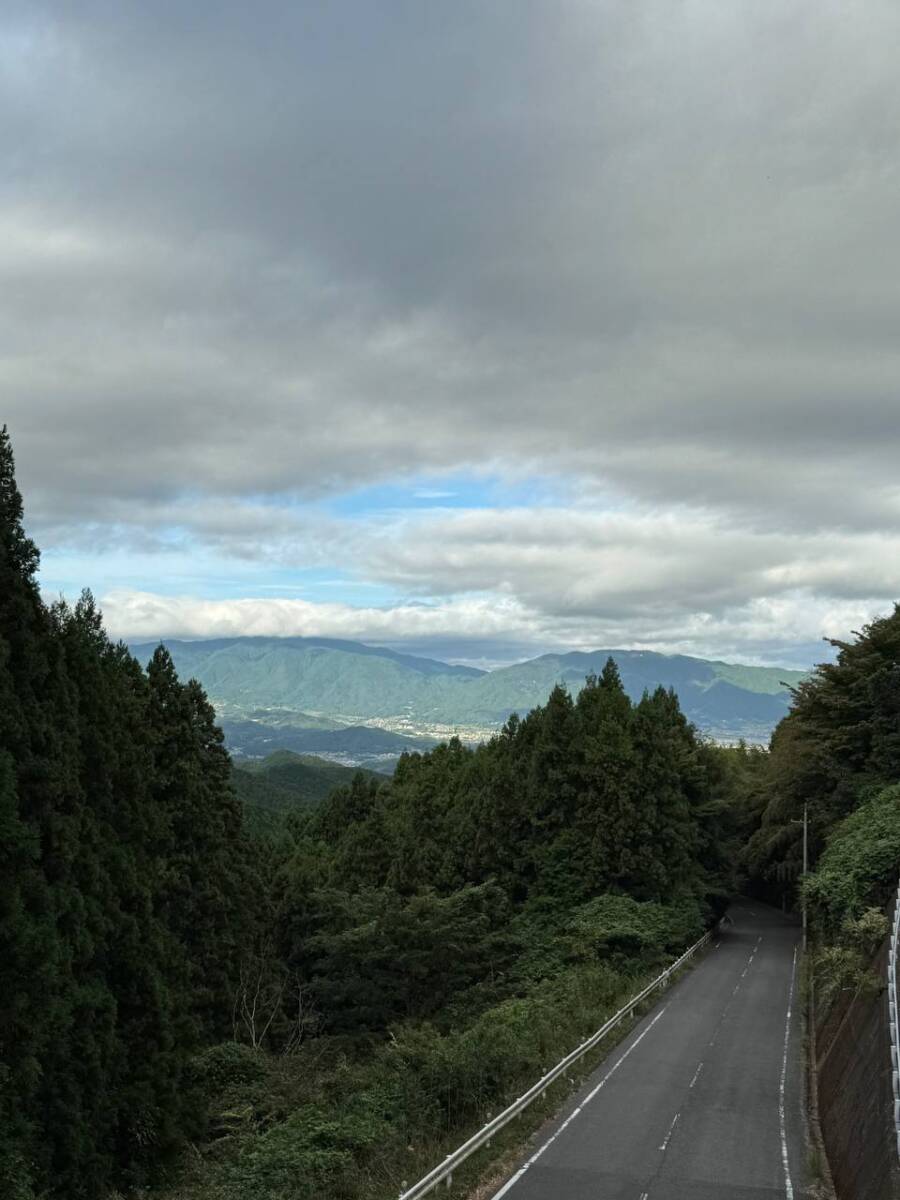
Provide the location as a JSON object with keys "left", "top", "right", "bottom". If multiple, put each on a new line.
{"left": 0, "top": 427, "right": 255, "bottom": 1198}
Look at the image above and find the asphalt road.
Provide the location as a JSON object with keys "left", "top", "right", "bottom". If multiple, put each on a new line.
{"left": 493, "top": 901, "right": 807, "bottom": 1200}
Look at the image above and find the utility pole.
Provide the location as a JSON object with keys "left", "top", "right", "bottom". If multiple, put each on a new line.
{"left": 790, "top": 802, "right": 809, "bottom": 953}
{"left": 802, "top": 800, "right": 808, "bottom": 954}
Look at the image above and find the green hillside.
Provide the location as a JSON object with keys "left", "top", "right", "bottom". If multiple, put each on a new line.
{"left": 707, "top": 660, "right": 803, "bottom": 695}
{"left": 132, "top": 637, "right": 809, "bottom": 745}
{"left": 232, "top": 753, "right": 384, "bottom": 830}
{"left": 131, "top": 636, "right": 471, "bottom": 721}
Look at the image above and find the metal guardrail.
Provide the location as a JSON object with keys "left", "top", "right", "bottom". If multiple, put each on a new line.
{"left": 398, "top": 927, "right": 714, "bottom": 1199}
{"left": 889, "top": 877, "right": 900, "bottom": 1162}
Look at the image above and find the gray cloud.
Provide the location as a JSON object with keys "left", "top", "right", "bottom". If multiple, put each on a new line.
{"left": 42, "top": 499, "right": 900, "bottom": 662}
{"left": 4, "top": 1, "right": 900, "bottom": 653}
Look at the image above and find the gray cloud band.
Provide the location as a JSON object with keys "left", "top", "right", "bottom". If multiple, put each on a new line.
{"left": 5, "top": 1, "right": 899, "bottom": 651}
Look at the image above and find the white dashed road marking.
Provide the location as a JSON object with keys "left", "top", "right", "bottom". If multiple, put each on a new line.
{"left": 491, "top": 1008, "right": 668, "bottom": 1199}
{"left": 658, "top": 1112, "right": 679, "bottom": 1152}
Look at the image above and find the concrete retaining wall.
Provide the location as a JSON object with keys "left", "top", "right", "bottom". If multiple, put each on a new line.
{"left": 816, "top": 936, "right": 900, "bottom": 1200}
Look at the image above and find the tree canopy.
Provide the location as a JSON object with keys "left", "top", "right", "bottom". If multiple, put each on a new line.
{"left": 0, "top": 427, "right": 257, "bottom": 1198}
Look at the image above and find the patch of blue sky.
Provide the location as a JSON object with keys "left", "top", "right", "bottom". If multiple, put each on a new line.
{"left": 38, "top": 545, "right": 402, "bottom": 607}
{"left": 38, "top": 545, "right": 259, "bottom": 600}
{"left": 327, "top": 471, "right": 574, "bottom": 517}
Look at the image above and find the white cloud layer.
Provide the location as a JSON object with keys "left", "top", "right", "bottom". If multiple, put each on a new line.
{"left": 102, "top": 586, "right": 889, "bottom": 668}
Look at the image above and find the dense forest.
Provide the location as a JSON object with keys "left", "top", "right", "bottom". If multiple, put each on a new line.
{"left": 1, "top": 422, "right": 897, "bottom": 1200}
{"left": 0, "top": 428, "right": 258, "bottom": 1198}
{"left": 742, "top": 604, "right": 900, "bottom": 1007}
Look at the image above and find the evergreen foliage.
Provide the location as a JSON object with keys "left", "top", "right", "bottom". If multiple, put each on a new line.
{"left": 0, "top": 427, "right": 256, "bottom": 1198}
{"left": 262, "top": 658, "right": 736, "bottom": 1056}
{"left": 744, "top": 605, "right": 900, "bottom": 912}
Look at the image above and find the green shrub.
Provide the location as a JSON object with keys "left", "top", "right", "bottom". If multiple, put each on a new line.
{"left": 841, "top": 907, "right": 889, "bottom": 955}
{"left": 564, "top": 894, "right": 704, "bottom": 965}
{"left": 187, "top": 1043, "right": 269, "bottom": 1141}
{"left": 812, "top": 945, "right": 881, "bottom": 1011}
{"left": 803, "top": 784, "right": 900, "bottom": 931}
{"left": 222, "top": 1098, "right": 391, "bottom": 1200}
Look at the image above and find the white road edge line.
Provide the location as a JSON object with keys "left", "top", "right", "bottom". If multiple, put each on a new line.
{"left": 779, "top": 945, "right": 798, "bottom": 1200}
{"left": 689, "top": 1062, "right": 703, "bottom": 1088}
{"left": 490, "top": 1007, "right": 669, "bottom": 1199}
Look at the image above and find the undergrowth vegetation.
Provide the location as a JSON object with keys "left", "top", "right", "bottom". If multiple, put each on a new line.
{"left": 161, "top": 897, "right": 698, "bottom": 1200}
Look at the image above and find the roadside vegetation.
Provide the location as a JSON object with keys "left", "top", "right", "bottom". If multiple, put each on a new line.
{"left": 742, "top": 605, "right": 900, "bottom": 1005}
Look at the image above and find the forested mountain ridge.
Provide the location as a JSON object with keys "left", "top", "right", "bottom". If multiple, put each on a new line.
{"left": 132, "top": 635, "right": 807, "bottom": 747}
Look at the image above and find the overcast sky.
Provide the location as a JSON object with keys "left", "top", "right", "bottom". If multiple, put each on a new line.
{"left": 4, "top": 1, "right": 899, "bottom": 667}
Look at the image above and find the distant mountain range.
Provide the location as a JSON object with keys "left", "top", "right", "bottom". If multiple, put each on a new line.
{"left": 130, "top": 636, "right": 807, "bottom": 763}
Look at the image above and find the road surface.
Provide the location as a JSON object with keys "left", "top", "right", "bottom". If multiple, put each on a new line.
{"left": 493, "top": 900, "right": 807, "bottom": 1199}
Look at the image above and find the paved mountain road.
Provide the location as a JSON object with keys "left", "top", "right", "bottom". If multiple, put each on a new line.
{"left": 493, "top": 901, "right": 806, "bottom": 1199}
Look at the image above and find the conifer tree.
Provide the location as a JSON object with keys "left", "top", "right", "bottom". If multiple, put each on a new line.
{"left": 574, "top": 660, "right": 637, "bottom": 893}
{"left": 146, "top": 648, "right": 252, "bottom": 1039}
{"left": 0, "top": 429, "right": 256, "bottom": 1196}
